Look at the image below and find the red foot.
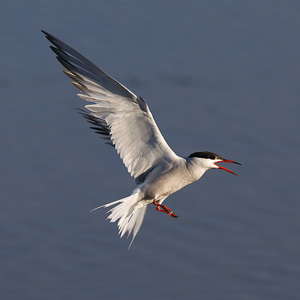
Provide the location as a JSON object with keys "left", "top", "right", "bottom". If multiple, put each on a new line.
{"left": 153, "top": 199, "right": 179, "bottom": 218}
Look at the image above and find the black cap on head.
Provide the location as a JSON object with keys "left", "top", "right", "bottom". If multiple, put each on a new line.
{"left": 188, "top": 151, "right": 222, "bottom": 160}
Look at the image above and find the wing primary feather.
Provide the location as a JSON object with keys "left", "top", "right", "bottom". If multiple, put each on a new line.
{"left": 77, "top": 109, "right": 113, "bottom": 146}
{"left": 43, "top": 30, "right": 136, "bottom": 99}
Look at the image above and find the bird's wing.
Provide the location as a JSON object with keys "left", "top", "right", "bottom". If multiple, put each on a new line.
{"left": 42, "top": 31, "right": 178, "bottom": 180}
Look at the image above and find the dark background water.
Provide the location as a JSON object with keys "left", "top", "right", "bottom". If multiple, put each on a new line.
{"left": 1, "top": 1, "right": 300, "bottom": 299}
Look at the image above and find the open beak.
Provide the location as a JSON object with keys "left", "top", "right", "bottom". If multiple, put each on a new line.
{"left": 214, "top": 159, "right": 242, "bottom": 176}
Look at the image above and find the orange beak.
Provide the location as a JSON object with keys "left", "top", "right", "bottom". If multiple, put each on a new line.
{"left": 214, "top": 159, "right": 242, "bottom": 176}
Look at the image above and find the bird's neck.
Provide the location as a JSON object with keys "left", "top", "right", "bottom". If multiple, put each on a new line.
{"left": 185, "top": 157, "right": 208, "bottom": 182}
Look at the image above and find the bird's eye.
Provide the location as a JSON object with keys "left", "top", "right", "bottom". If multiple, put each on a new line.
{"left": 210, "top": 155, "right": 215, "bottom": 160}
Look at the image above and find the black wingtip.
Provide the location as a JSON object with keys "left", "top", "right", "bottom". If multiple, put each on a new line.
{"left": 41, "top": 30, "right": 51, "bottom": 38}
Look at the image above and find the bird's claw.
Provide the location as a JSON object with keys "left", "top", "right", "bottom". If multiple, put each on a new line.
{"left": 153, "top": 199, "right": 179, "bottom": 218}
{"left": 170, "top": 212, "right": 179, "bottom": 218}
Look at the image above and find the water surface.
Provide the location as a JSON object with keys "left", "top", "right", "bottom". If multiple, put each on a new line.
{"left": 1, "top": 1, "right": 300, "bottom": 299}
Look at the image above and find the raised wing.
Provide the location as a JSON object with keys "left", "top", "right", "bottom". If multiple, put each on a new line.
{"left": 42, "top": 31, "right": 178, "bottom": 181}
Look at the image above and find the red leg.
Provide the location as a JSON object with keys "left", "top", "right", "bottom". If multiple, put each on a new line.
{"left": 153, "top": 199, "right": 179, "bottom": 218}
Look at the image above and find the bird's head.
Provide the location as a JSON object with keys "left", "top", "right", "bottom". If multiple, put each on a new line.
{"left": 188, "top": 151, "right": 242, "bottom": 176}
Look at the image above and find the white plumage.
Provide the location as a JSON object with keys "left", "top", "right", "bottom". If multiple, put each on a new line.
{"left": 42, "top": 31, "right": 241, "bottom": 247}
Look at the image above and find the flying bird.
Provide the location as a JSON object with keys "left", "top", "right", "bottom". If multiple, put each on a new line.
{"left": 42, "top": 30, "right": 241, "bottom": 247}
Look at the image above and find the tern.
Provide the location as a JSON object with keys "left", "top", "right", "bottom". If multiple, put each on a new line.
{"left": 42, "top": 30, "right": 241, "bottom": 247}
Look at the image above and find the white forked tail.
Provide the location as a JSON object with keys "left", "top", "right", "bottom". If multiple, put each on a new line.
{"left": 91, "top": 190, "right": 147, "bottom": 248}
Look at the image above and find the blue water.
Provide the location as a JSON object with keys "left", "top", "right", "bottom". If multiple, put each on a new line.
{"left": 1, "top": 1, "right": 300, "bottom": 299}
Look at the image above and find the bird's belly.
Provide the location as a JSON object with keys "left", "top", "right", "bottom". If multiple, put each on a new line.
{"left": 141, "top": 169, "right": 194, "bottom": 201}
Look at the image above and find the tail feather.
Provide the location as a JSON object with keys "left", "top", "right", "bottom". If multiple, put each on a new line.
{"left": 92, "top": 190, "right": 147, "bottom": 248}
{"left": 128, "top": 206, "right": 147, "bottom": 248}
